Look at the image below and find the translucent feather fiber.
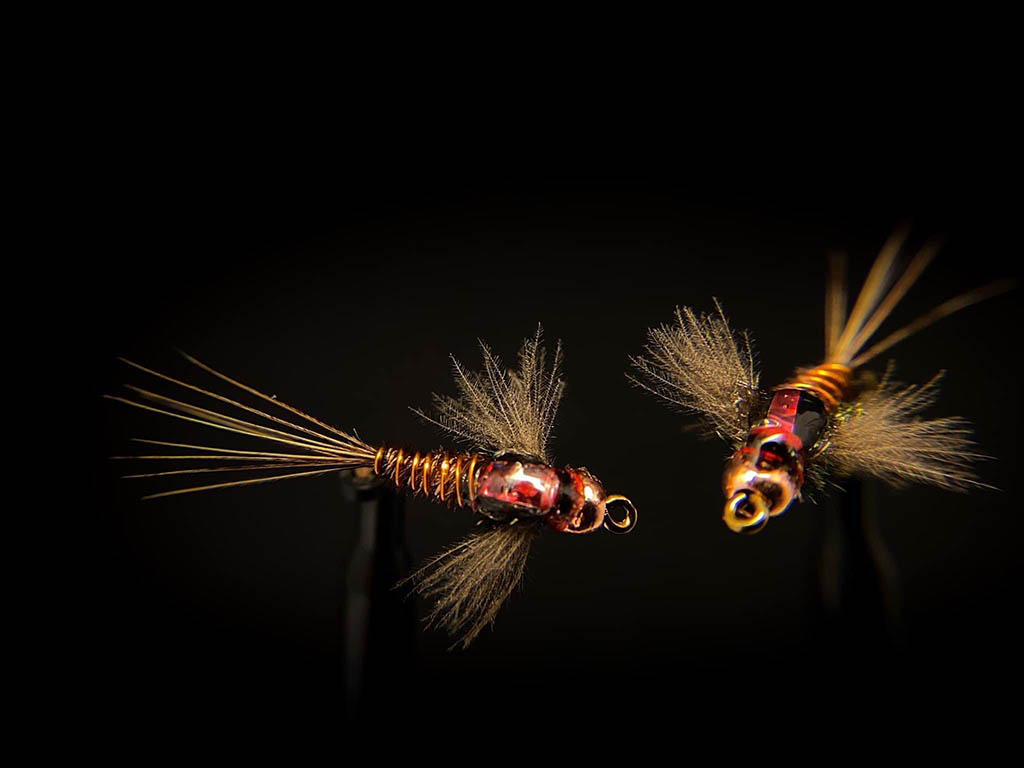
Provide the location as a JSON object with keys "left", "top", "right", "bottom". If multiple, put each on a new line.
{"left": 629, "top": 300, "right": 760, "bottom": 447}
{"left": 824, "top": 371, "right": 988, "bottom": 490}
{"left": 416, "top": 326, "right": 565, "bottom": 463}
{"left": 401, "top": 522, "right": 541, "bottom": 649}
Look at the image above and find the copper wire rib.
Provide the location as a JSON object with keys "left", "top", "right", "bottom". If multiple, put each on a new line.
{"left": 410, "top": 452, "right": 421, "bottom": 486}
{"left": 393, "top": 448, "right": 404, "bottom": 485}
{"left": 453, "top": 455, "right": 464, "bottom": 507}
{"left": 374, "top": 444, "right": 481, "bottom": 508}
{"left": 467, "top": 454, "right": 479, "bottom": 501}
{"left": 778, "top": 363, "right": 853, "bottom": 411}
{"left": 439, "top": 457, "right": 450, "bottom": 501}
{"left": 421, "top": 453, "right": 432, "bottom": 494}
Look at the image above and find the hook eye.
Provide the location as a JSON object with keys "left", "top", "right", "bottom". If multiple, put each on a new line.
{"left": 723, "top": 490, "right": 769, "bottom": 534}
{"left": 603, "top": 495, "right": 637, "bottom": 534}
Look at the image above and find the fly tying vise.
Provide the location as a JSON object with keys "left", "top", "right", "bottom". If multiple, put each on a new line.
{"left": 631, "top": 227, "right": 1012, "bottom": 533}
{"left": 108, "top": 329, "right": 636, "bottom": 647}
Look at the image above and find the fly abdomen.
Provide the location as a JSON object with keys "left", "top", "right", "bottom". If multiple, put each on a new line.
{"left": 373, "top": 445, "right": 481, "bottom": 509}
{"left": 779, "top": 363, "right": 853, "bottom": 413}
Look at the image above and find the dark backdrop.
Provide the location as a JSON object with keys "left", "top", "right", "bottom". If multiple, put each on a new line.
{"left": 83, "top": 159, "right": 1020, "bottom": 727}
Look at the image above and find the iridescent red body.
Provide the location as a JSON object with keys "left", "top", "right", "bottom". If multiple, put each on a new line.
{"left": 372, "top": 445, "right": 634, "bottom": 535}
{"left": 475, "top": 456, "right": 608, "bottom": 533}
{"left": 722, "top": 365, "right": 851, "bottom": 533}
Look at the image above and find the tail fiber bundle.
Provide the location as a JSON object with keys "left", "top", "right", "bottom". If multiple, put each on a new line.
{"left": 107, "top": 353, "right": 377, "bottom": 498}
{"left": 825, "top": 227, "right": 1013, "bottom": 369}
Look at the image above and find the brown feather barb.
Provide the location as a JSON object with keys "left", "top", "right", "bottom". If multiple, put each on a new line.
{"left": 415, "top": 327, "right": 565, "bottom": 463}
{"left": 628, "top": 300, "right": 761, "bottom": 448}
{"left": 109, "top": 328, "right": 635, "bottom": 646}
{"left": 825, "top": 369, "right": 991, "bottom": 491}
{"left": 400, "top": 523, "right": 541, "bottom": 650}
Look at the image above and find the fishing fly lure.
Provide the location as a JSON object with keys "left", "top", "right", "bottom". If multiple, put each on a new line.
{"left": 108, "top": 329, "right": 637, "bottom": 646}
{"left": 630, "top": 228, "right": 1010, "bottom": 533}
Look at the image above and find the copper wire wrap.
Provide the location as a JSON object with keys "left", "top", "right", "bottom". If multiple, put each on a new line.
{"left": 373, "top": 444, "right": 482, "bottom": 509}
{"left": 777, "top": 362, "right": 853, "bottom": 412}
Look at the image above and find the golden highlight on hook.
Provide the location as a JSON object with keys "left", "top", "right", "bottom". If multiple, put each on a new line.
{"left": 603, "top": 494, "right": 638, "bottom": 534}
{"left": 723, "top": 489, "right": 770, "bottom": 534}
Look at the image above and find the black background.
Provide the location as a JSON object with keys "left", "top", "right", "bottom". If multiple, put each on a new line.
{"left": 79, "top": 132, "right": 1020, "bottom": 730}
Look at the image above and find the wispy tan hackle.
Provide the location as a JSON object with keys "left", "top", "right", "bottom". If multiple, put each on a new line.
{"left": 400, "top": 522, "right": 540, "bottom": 649}
{"left": 825, "top": 370, "right": 990, "bottom": 490}
{"left": 629, "top": 299, "right": 760, "bottom": 447}
{"left": 415, "top": 326, "right": 565, "bottom": 463}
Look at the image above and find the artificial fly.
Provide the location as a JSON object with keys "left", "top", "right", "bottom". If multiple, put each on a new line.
{"left": 631, "top": 227, "right": 1012, "bottom": 533}
{"left": 108, "top": 329, "right": 637, "bottom": 647}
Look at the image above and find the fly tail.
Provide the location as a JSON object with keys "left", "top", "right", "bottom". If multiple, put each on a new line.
{"left": 107, "top": 354, "right": 378, "bottom": 498}
{"left": 825, "top": 227, "right": 1013, "bottom": 369}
